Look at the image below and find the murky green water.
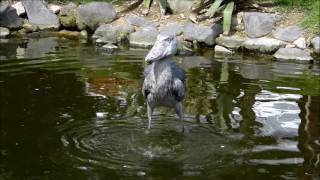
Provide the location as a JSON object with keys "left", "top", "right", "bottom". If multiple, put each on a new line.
{"left": 0, "top": 37, "right": 319, "bottom": 179}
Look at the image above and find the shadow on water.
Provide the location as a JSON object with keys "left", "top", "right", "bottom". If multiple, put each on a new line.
{"left": 0, "top": 37, "right": 319, "bottom": 179}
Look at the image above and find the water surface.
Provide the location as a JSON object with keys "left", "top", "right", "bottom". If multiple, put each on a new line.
{"left": 0, "top": 37, "right": 319, "bottom": 179}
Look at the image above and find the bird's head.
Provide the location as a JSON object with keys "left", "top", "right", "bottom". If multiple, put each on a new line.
{"left": 145, "top": 34, "right": 178, "bottom": 64}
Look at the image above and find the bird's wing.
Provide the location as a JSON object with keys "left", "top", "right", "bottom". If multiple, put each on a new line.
{"left": 173, "top": 78, "right": 185, "bottom": 102}
{"left": 170, "top": 61, "right": 186, "bottom": 82}
{"left": 142, "top": 79, "right": 151, "bottom": 99}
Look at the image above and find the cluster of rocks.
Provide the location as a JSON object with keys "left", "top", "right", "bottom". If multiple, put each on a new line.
{"left": 0, "top": 1, "right": 118, "bottom": 38}
{"left": 215, "top": 12, "right": 319, "bottom": 62}
{"left": 0, "top": 0, "right": 319, "bottom": 62}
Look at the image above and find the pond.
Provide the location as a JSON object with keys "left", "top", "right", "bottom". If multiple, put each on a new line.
{"left": 0, "top": 37, "right": 319, "bottom": 179}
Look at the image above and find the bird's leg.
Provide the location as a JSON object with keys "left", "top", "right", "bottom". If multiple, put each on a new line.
{"left": 175, "top": 102, "right": 183, "bottom": 120}
{"left": 147, "top": 103, "right": 153, "bottom": 129}
{"left": 175, "top": 102, "right": 184, "bottom": 132}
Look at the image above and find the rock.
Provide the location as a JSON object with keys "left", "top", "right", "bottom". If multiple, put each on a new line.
{"left": 0, "top": 5, "right": 23, "bottom": 29}
{"left": 159, "top": 22, "right": 184, "bottom": 36}
{"left": 167, "top": 0, "right": 200, "bottom": 13}
{"left": 311, "top": 36, "right": 320, "bottom": 54}
{"left": 272, "top": 26, "right": 304, "bottom": 42}
{"left": 215, "top": 45, "right": 234, "bottom": 55}
{"left": 101, "top": 44, "right": 118, "bottom": 54}
{"left": 48, "top": 4, "right": 60, "bottom": 14}
{"left": 183, "top": 23, "right": 222, "bottom": 46}
{"left": 243, "top": 12, "right": 281, "bottom": 38}
{"left": 129, "top": 26, "right": 158, "bottom": 48}
{"left": 285, "top": 44, "right": 296, "bottom": 48}
{"left": 80, "top": 30, "right": 88, "bottom": 39}
{"left": 232, "top": 12, "right": 244, "bottom": 31}
{"left": 93, "top": 18, "right": 134, "bottom": 44}
{"left": 242, "top": 37, "right": 286, "bottom": 53}
{"left": 274, "top": 48, "right": 313, "bottom": 62}
{"left": 216, "top": 35, "right": 246, "bottom": 50}
{"left": 76, "top": 2, "right": 117, "bottom": 31}
{"left": 59, "top": 2, "right": 77, "bottom": 29}
{"left": 23, "top": 0, "right": 60, "bottom": 30}
{"left": 124, "top": 14, "right": 159, "bottom": 28}
{"left": 293, "top": 37, "right": 306, "bottom": 49}
{"left": 11, "top": 1, "right": 25, "bottom": 16}
{"left": 22, "top": 19, "right": 38, "bottom": 32}
{"left": 0, "top": 27, "right": 10, "bottom": 38}
{"left": 55, "top": 30, "right": 80, "bottom": 39}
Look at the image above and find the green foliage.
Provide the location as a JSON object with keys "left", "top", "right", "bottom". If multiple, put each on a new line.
{"left": 257, "top": 0, "right": 320, "bottom": 33}
{"left": 301, "top": 0, "right": 320, "bottom": 32}
{"left": 143, "top": 0, "right": 152, "bottom": 9}
{"left": 206, "top": 0, "right": 223, "bottom": 18}
{"left": 223, "top": 1, "right": 234, "bottom": 35}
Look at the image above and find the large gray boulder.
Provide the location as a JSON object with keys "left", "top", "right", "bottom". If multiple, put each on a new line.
{"left": 23, "top": 0, "right": 60, "bottom": 30}
{"left": 242, "top": 37, "right": 286, "bottom": 53}
{"left": 76, "top": 2, "right": 117, "bottom": 31}
{"left": 0, "top": 5, "right": 23, "bottom": 29}
{"left": 274, "top": 48, "right": 313, "bottom": 62}
{"left": 129, "top": 26, "right": 158, "bottom": 48}
{"left": 216, "top": 35, "right": 246, "bottom": 50}
{"left": 124, "top": 14, "right": 159, "bottom": 28}
{"left": 159, "top": 22, "right": 184, "bottom": 36}
{"left": 244, "top": 12, "right": 281, "bottom": 38}
{"left": 272, "top": 26, "right": 304, "bottom": 42}
{"left": 0, "top": 27, "right": 10, "bottom": 38}
{"left": 59, "top": 2, "right": 77, "bottom": 29}
{"left": 167, "top": 0, "right": 200, "bottom": 13}
{"left": 184, "top": 23, "right": 222, "bottom": 46}
{"left": 93, "top": 18, "right": 134, "bottom": 45}
{"left": 311, "top": 36, "right": 320, "bottom": 54}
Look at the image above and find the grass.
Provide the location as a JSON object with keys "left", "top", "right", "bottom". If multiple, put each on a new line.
{"left": 258, "top": 0, "right": 320, "bottom": 34}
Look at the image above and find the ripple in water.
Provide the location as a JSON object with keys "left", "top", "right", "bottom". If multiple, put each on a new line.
{"left": 58, "top": 115, "right": 241, "bottom": 176}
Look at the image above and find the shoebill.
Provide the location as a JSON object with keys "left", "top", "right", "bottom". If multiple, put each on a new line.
{"left": 142, "top": 34, "right": 186, "bottom": 129}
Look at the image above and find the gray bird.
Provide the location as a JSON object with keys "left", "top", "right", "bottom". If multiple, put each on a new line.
{"left": 142, "top": 34, "right": 186, "bottom": 129}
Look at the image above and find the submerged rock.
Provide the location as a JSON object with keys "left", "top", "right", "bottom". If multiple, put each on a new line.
{"left": 273, "top": 26, "right": 304, "bottom": 42}
{"left": 311, "top": 36, "right": 320, "bottom": 54}
{"left": 183, "top": 23, "right": 222, "bottom": 46}
{"left": 59, "top": 2, "right": 77, "bottom": 29}
{"left": 129, "top": 26, "right": 158, "bottom": 48}
{"left": 216, "top": 35, "right": 246, "bottom": 50}
{"left": 23, "top": 0, "right": 60, "bottom": 30}
{"left": 0, "top": 27, "right": 10, "bottom": 38}
{"left": 101, "top": 44, "right": 118, "bottom": 54}
{"left": 0, "top": 5, "right": 23, "bottom": 29}
{"left": 274, "top": 48, "right": 313, "bottom": 62}
{"left": 244, "top": 12, "right": 281, "bottom": 38}
{"left": 11, "top": 1, "right": 25, "bottom": 16}
{"left": 242, "top": 37, "right": 286, "bottom": 53}
{"left": 76, "top": 2, "right": 117, "bottom": 31}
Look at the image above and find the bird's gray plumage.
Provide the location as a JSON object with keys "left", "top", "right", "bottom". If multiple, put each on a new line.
{"left": 142, "top": 34, "right": 186, "bottom": 128}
